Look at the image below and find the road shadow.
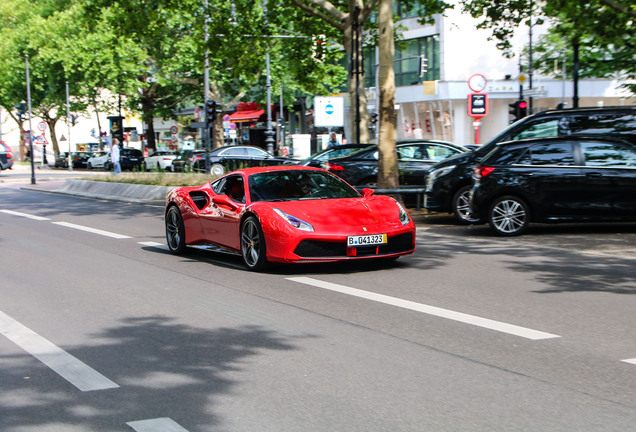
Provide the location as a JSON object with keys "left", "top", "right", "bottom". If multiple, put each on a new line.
{"left": 0, "top": 315, "right": 301, "bottom": 431}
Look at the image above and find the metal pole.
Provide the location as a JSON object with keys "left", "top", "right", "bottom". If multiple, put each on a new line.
{"left": 279, "top": 86, "right": 285, "bottom": 152}
{"left": 66, "top": 81, "right": 72, "bottom": 171}
{"left": 204, "top": 0, "right": 211, "bottom": 172}
{"left": 25, "top": 55, "right": 35, "bottom": 185}
{"left": 263, "top": 0, "right": 275, "bottom": 154}
{"left": 354, "top": 6, "right": 361, "bottom": 144}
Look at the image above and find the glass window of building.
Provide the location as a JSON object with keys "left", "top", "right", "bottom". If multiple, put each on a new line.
{"left": 395, "top": 35, "right": 440, "bottom": 86}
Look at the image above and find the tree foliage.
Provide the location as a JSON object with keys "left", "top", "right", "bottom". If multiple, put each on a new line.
{"left": 462, "top": 0, "right": 636, "bottom": 95}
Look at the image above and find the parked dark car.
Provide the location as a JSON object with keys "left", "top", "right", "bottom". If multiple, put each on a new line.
{"left": 469, "top": 136, "right": 636, "bottom": 236}
{"left": 296, "top": 143, "right": 375, "bottom": 168}
{"left": 171, "top": 150, "right": 205, "bottom": 172}
{"left": 0, "top": 140, "right": 14, "bottom": 171}
{"left": 425, "top": 106, "right": 636, "bottom": 224}
{"left": 54, "top": 151, "right": 93, "bottom": 168}
{"left": 325, "top": 140, "right": 468, "bottom": 187}
{"left": 119, "top": 148, "right": 144, "bottom": 171}
{"left": 192, "top": 145, "right": 290, "bottom": 176}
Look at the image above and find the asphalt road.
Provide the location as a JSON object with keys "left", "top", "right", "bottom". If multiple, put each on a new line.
{"left": 1, "top": 181, "right": 635, "bottom": 432}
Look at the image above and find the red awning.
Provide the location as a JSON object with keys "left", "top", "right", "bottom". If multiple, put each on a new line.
{"left": 229, "top": 109, "right": 264, "bottom": 122}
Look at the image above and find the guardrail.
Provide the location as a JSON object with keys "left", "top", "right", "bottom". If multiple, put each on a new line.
{"left": 355, "top": 186, "right": 426, "bottom": 210}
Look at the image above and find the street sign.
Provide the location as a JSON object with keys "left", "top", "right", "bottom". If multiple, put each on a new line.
{"left": 314, "top": 96, "right": 344, "bottom": 127}
{"left": 35, "top": 134, "right": 49, "bottom": 145}
{"left": 38, "top": 122, "right": 47, "bottom": 132}
{"left": 468, "top": 93, "right": 489, "bottom": 118}
{"left": 170, "top": 126, "right": 178, "bottom": 134}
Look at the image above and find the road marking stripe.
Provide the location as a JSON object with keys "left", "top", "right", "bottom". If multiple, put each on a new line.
{"left": 0, "top": 209, "right": 51, "bottom": 221}
{"left": 127, "top": 418, "right": 190, "bottom": 432}
{"left": 53, "top": 221, "right": 132, "bottom": 239}
{"left": 0, "top": 310, "right": 119, "bottom": 392}
{"left": 288, "top": 277, "right": 560, "bottom": 341}
{"left": 621, "top": 358, "right": 636, "bottom": 365}
{"left": 138, "top": 241, "right": 167, "bottom": 249}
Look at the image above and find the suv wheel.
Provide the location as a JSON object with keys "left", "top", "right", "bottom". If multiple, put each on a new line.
{"left": 453, "top": 185, "right": 481, "bottom": 224}
{"left": 488, "top": 195, "right": 529, "bottom": 236}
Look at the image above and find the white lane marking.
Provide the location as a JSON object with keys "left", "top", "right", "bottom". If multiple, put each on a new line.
{"left": 127, "top": 418, "right": 190, "bottom": 432}
{"left": 53, "top": 221, "right": 132, "bottom": 239}
{"left": 621, "top": 358, "right": 636, "bottom": 365}
{"left": 0, "top": 209, "right": 51, "bottom": 221}
{"left": 138, "top": 241, "right": 167, "bottom": 249}
{"left": 288, "top": 277, "right": 560, "bottom": 341}
{"left": 0, "top": 310, "right": 119, "bottom": 392}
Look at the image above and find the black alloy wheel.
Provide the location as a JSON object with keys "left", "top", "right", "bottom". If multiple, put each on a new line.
{"left": 453, "top": 185, "right": 481, "bottom": 224}
{"left": 487, "top": 195, "right": 530, "bottom": 236}
{"left": 241, "top": 216, "right": 268, "bottom": 271}
{"left": 166, "top": 205, "right": 186, "bottom": 253}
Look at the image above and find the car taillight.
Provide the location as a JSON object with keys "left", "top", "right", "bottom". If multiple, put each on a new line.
{"left": 7, "top": 151, "right": 13, "bottom": 159}
{"left": 326, "top": 163, "right": 344, "bottom": 171}
{"left": 473, "top": 166, "right": 495, "bottom": 179}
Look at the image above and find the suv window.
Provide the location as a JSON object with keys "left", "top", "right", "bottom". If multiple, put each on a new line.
{"left": 518, "top": 143, "right": 575, "bottom": 166}
{"left": 511, "top": 119, "right": 560, "bottom": 140}
{"left": 581, "top": 141, "right": 636, "bottom": 167}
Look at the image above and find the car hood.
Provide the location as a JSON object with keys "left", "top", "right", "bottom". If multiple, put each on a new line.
{"left": 259, "top": 196, "right": 406, "bottom": 234}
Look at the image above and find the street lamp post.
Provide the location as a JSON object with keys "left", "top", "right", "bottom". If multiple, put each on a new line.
{"left": 25, "top": 54, "right": 35, "bottom": 185}
{"left": 263, "top": 0, "right": 275, "bottom": 154}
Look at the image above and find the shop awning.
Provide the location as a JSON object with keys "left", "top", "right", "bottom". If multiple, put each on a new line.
{"left": 229, "top": 109, "right": 264, "bottom": 122}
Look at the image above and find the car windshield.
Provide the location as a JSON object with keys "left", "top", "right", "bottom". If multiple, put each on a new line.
{"left": 249, "top": 170, "right": 360, "bottom": 202}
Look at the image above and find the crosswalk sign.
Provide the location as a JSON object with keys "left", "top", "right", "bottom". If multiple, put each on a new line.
{"left": 35, "top": 134, "right": 49, "bottom": 145}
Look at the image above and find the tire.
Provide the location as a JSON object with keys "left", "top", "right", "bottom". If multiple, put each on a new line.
{"left": 453, "top": 185, "right": 481, "bottom": 224}
{"left": 487, "top": 195, "right": 529, "bottom": 236}
{"left": 166, "top": 205, "right": 187, "bottom": 254}
{"left": 241, "top": 216, "right": 268, "bottom": 271}
{"left": 210, "top": 163, "right": 225, "bottom": 177}
{"left": 358, "top": 177, "right": 377, "bottom": 188}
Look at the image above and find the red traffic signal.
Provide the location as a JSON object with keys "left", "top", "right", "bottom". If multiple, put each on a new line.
{"left": 509, "top": 100, "right": 528, "bottom": 122}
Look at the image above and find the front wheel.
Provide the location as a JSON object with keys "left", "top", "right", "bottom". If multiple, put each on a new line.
{"left": 241, "top": 216, "right": 268, "bottom": 271}
{"left": 453, "top": 185, "right": 481, "bottom": 224}
{"left": 166, "top": 205, "right": 187, "bottom": 253}
{"left": 487, "top": 195, "right": 529, "bottom": 236}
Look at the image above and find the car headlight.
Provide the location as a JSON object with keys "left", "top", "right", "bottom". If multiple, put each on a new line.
{"left": 273, "top": 208, "right": 314, "bottom": 232}
{"left": 426, "top": 165, "right": 456, "bottom": 191}
{"left": 397, "top": 202, "right": 411, "bottom": 226}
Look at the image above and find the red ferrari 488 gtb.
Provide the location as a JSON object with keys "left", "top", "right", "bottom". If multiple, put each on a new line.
{"left": 165, "top": 166, "right": 416, "bottom": 271}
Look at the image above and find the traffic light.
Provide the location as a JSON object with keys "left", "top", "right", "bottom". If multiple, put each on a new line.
{"left": 509, "top": 100, "right": 528, "bottom": 123}
{"left": 15, "top": 102, "right": 26, "bottom": 122}
{"left": 312, "top": 34, "right": 326, "bottom": 62}
{"left": 205, "top": 99, "right": 217, "bottom": 125}
{"left": 70, "top": 114, "right": 78, "bottom": 126}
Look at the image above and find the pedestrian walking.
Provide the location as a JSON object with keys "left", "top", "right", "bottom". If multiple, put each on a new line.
{"left": 327, "top": 132, "right": 339, "bottom": 149}
{"left": 111, "top": 138, "right": 121, "bottom": 175}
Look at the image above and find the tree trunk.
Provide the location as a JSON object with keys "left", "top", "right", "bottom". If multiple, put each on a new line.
{"left": 377, "top": 0, "right": 398, "bottom": 190}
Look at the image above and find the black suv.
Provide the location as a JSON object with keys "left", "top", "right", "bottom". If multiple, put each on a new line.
{"left": 470, "top": 136, "right": 636, "bottom": 236}
{"left": 425, "top": 106, "right": 636, "bottom": 223}
{"left": 119, "top": 148, "right": 144, "bottom": 171}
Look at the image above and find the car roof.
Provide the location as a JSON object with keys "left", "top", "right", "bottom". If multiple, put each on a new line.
{"left": 221, "top": 165, "right": 325, "bottom": 177}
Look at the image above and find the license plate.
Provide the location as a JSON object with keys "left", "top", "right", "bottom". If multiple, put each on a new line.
{"left": 129, "top": 158, "right": 138, "bottom": 161}
{"left": 347, "top": 233, "right": 387, "bottom": 246}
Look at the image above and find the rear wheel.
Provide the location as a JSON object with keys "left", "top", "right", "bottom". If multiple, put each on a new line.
{"left": 210, "top": 163, "right": 225, "bottom": 176}
{"left": 241, "top": 216, "right": 268, "bottom": 271}
{"left": 453, "top": 185, "right": 481, "bottom": 224}
{"left": 166, "top": 205, "right": 187, "bottom": 253}
{"left": 487, "top": 195, "right": 529, "bottom": 236}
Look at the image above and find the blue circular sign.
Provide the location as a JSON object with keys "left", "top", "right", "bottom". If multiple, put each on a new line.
{"left": 325, "top": 104, "right": 334, "bottom": 115}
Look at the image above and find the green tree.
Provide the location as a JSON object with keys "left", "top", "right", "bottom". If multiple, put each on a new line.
{"left": 462, "top": 0, "right": 636, "bottom": 98}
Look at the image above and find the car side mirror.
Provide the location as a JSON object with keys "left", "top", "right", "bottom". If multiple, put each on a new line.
{"left": 212, "top": 194, "right": 241, "bottom": 210}
{"left": 361, "top": 188, "right": 375, "bottom": 198}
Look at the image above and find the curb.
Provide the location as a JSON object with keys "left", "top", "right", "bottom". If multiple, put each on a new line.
{"left": 21, "top": 179, "right": 173, "bottom": 206}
